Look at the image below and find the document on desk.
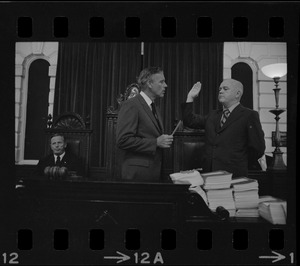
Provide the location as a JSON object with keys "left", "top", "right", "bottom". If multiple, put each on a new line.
{"left": 189, "top": 185, "right": 208, "bottom": 205}
{"left": 170, "top": 169, "right": 204, "bottom": 187}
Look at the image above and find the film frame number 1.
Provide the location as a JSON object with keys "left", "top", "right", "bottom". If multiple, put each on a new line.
{"left": 290, "top": 252, "right": 295, "bottom": 264}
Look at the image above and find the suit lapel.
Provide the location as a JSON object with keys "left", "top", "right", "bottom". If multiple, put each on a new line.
{"left": 61, "top": 154, "right": 67, "bottom": 165}
{"left": 50, "top": 157, "right": 54, "bottom": 166}
{"left": 217, "top": 104, "right": 244, "bottom": 132}
{"left": 214, "top": 109, "right": 223, "bottom": 132}
{"left": 156, "top": 106, "right": 164, "bottom": 133}
{"left": 137, "top": 94, "right": 163, "bottom": 133}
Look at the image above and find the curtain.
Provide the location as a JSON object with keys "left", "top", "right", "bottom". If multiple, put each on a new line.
{"left": 54, "top": 42, "right": 141, "bottom": 167}
{"left": 143, "top": 42, "right": 223, "bottom": 132}
{"left": 54, "top": 42, "right": 223, "bottom": 169}
{"left": 143, "top": 42, "right": 223, "bottom": 171}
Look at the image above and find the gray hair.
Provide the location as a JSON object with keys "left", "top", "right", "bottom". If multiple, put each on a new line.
{"left": 137, "top": 67, "right": 163, "bottom": 91}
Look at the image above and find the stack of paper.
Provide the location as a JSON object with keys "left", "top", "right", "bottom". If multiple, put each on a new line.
{"left": 232, "top": 177, "right": 259, "bottom": 190}
{"left": 205, "top": 188, "right": 236, "bottom": 217}
{"left": 258, "top": 196, "right": 287, "bottom": 224}
{"left": 169, "top": 170, "right": 203, "bottom": 187}
{"left": 189, "top": 185, "right": 208, "bottom": 206}
{"left": 202, "top": 170, "right": 233, "bottom": 190}
{"left": 170, "top": 170, "right": 208, "bottom": 206}
{"left": 232, "top": 177, "right": 259, "bottom": 217}
{"left": 235, "top": 208, "right": 259, "bottom": 217}
{"left": 202, "top": 171, "right": 235, "bottom": 217}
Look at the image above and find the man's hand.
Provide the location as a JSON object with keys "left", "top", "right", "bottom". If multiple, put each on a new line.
{"left": 157, "top": 134, "right": 173, "bottom": 148}
{"left": 186, "top": 81, "right": 202, "bottom": 102}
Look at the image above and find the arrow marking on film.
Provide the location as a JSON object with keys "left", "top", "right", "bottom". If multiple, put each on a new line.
{"left": 104, "top": 251, "right": 130, "bottom": 264}
{"left": 259, "top": 251, "right": 286, "bottom": 263}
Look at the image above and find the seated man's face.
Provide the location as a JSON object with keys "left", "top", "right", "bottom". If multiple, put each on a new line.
{"left": 50, "top": 136, "right": 66, "bottom": 155}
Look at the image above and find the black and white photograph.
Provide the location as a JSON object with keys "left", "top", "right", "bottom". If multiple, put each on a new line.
{"left": 1, "top": 2, "right": 297, "bottom": 265}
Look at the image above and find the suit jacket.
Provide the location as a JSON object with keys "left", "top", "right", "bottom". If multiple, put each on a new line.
{"left": 116, "top": 94, "right": 164, "bottom": 181}
{"left": 182, "top": 103, "right": 265, "bottom": 177}
{"left": 35, "top": 151, "right": 83, "bottom": 177}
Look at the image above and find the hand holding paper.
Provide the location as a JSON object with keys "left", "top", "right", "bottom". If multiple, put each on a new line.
{"left": 157, "top": 134, "right": 173, "bottom": 148}
{"left": 171, "top": 120, "right": 182, "bottom": 136}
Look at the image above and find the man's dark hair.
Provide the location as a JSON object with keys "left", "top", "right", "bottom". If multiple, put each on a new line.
{"left": 137, "top": 67, "right": 163, "bottom": 91}
{"left": 50, "top": 133, "right": 66, "bottom": 142}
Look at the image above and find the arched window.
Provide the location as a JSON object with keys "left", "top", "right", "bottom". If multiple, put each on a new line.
{"left": 231, "top": 62, "right": 253, "bottom": 109}
{"left": 24, "top": 59, "right": 50, "bottom": 159}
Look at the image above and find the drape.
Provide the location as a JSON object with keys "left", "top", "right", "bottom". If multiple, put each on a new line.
{"left": 54, "top": 42, "right": 223, "bottom": 168}
{"left": 54, "top": 42, "right": 141, "bottom": 167}
{"left": 143, "top": 42, "right": 223, "bottom": 170}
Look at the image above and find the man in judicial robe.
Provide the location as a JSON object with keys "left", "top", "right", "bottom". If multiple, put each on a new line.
{"left": 116, "top": 67, "right": 173, "bottom": 181}
{"left": 182, "top": 79, "right": 266, "bottom": 178}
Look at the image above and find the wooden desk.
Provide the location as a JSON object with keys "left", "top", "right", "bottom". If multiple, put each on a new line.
{"left": 15, "top": 177, "right": 274, "bottom": 228}
{"left": 15, "top": 178, "right": 213, "bottom": 227}
{"left": 173, "top": 130, "right": 205, "bottom": 172}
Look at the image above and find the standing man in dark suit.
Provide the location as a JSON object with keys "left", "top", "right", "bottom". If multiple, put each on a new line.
{"left": 35, "top": 133, "right": 83, "bottom": 176}
{"left": 182, "top": 79, "right": 266, "bottom": 178}
{"left": 116, "top": 67, "right": 173, "bottom": 182}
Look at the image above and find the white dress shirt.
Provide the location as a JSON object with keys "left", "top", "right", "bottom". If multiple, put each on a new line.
{"left": 54, "top": 152, "right": 65, "bottom": 162}
{"left": 140, "top": 91, "right": 154, "bottom": 110}
{"left": 224, "top": 101, "right": 240, "bottom": 114}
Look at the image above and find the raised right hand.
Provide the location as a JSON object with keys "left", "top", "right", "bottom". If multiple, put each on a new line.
{"left": 186, "top": 81, "right": 202, "bottom": 102}
{"left": 157, "top": 134, "right": 173, "bottom": 148}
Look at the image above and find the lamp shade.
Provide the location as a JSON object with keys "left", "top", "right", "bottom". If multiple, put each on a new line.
{"left": 261, "top": 63, "right": 287, "bottom": 78}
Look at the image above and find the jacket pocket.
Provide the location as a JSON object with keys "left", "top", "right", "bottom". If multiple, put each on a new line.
{"left": 127, "top": 159, "right": 150, "bottom": 167}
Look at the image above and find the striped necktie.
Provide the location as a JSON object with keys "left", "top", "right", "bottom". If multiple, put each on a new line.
{"left": 220, "top": 109, "right": 230, "bottom": 127}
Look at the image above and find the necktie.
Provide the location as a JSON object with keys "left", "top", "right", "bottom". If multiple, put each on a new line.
{"left": 56, "top": 155, "right": 61, "bottom": 166}
{"left": 220, "top": 109, "right": 230, "bottom": 127}
{"left": 151, "top": 102, "right": 158, "bottom": 119}
{"left": 151, "top": 102, "right": 161, "bottom": 130}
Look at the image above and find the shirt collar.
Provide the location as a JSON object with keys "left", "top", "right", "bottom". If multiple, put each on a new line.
{"left": 224, "top": 102, "right": 240, "bottom": 113}
{"left": 54, "top": 152, "right": 65, "bottom": 160}
{"left": 140, "top": 91, "right": 153, "bottom": 107}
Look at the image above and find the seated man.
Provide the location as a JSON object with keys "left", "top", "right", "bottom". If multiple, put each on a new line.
{"left": 34, "top": 133, "right": 84, "bottom": 178}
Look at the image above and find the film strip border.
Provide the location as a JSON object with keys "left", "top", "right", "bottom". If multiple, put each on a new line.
{"left": 1, "top": 2, "right": 298, "bottom": 41}
{"left": 6, "top": 224, "right": 295, "bottom": 265}
{"left": 17, "top": 16, "right": 285, "bottom": 39}
{"left": 17, "top": 228, "right": 285, "bottom": 251}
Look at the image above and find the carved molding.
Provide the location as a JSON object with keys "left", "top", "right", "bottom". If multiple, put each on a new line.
{"left": 107, "top": 106, "right": 119, "bottom": 115}
{"left": 50, "top": 112, "right": 87, "bottom": 129}
{"left": 106, "top": 83, "right": 140, "bottom": 115}
{"left": 123, "top": 83, "right": 140, "bottom": 100}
